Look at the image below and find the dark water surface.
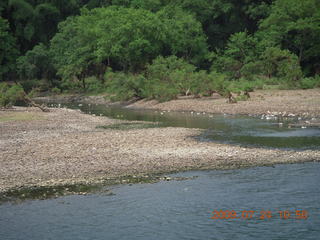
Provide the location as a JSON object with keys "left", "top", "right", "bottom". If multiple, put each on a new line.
{"left": 45, "top": 102, "right": 320, "bottom": 149}
{"left": 0, "top": 163, "right": 319, "bottom": 240}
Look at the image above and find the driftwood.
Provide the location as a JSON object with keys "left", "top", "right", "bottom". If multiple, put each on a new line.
{"left": 24, "top": 95, "right": 50, "bottom": 112}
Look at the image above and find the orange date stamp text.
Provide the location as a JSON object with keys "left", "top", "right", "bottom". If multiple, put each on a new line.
{"left": 210, "top": 210, "right": 308, "bottom": 220}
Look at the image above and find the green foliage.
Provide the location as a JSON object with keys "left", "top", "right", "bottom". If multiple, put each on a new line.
{"left": 6, "top": 0, "right": 81, "bottom": 52}
{"left": 51, "top": 87, "right": 61, "bottom": 94}
{"left": 211, "top": 32, "right": 259, "bottom": 79}
{"left": 260, "top": 47, "right": 303, "bottom": 82}
{"left": 85, "top": 76, "right": 106, "bottom": 93}
{"left": 93, "top": 7, "right": 166, "bottom": 71}
{"left": 19, "top": 79, "right": 51, "bottom": 92}
{"left": 207, "top": 71, "right": 229, "bottom": 96}
{"left": 17, "top": 43, "right": 55, "bottom": 81}
{"left": 167, "top": 0, "right": 272, "bottom": 50}
{"left": 156, "top": 6, "right": 209, "bottom": 65}
{"left": 1, "top": 0, "right": 319, "bottom": 100}
{"left": 228, "top": 78, "right": 264, "bottom": 93}
{"left": 0, "top": 83, "right": 25, "bottom": 107}
{"left": 105, "top": 71, "right": 146, "bottom": 101}
{"left": 189, "top": 71, "right": 229, "bottom": 97}
{"left": 49, "top": 13, "right": 100, "bottom": 90}
{"left": 144, "top": 56, "right": 195, "bottom": 100}
{"left": 259, "top": 0, "right": 320, "bottom": 75}
{"left": 0, "top": 17, "right": 19, "bottom": 81}
{"left": 50, "top": 5, "right": 208, "bottom": 84}
{"left": 300, "top": 76, "right": 320, "bottom": 89}
{"left": 104, "top": 56, "right": 232, "bottom": 102}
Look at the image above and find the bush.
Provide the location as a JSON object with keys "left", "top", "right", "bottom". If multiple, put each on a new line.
{"left": 85, "top": 76, "right": 105, "bottom": 93}
{"left": 17, "top": 43, "right": 56, "bottom": 81}
{"left": 146, "top": 83, "right": 180, "bottom": 102}
{"left": 105, "top": 71, "right": 146, "bottom": 101}
{"left": 206, "top": 71, "right": 229, "bottom": 96}
{"left": 20, "top": 79, "right": 51, "bottom": 92}
{"left": 59, "top": 77, "right": 83, "bottom": 92}
{"left": 51, "top": 87, "right": 61, "bottom": 94}
{"left": 300, "top": 76, "right": 320, "bottom": 89}
{"left": 0, "top": 83, "right": 25, "bottom": 107}
{"left": 261, "top": 47, "right": 303, "bottom": 83}
{"left": 144, "top": 56, "right": 196, "bottom": 100}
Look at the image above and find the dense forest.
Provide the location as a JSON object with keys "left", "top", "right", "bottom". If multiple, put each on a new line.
{"left": 1, "top": 0, "right": 320, "bottom": 103}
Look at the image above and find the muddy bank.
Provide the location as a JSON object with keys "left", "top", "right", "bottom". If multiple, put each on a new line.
{"left": 0, "top": 107, "right": 319, "bottom": 195}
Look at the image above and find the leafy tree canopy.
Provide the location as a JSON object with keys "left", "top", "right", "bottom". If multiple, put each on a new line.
{"left": 50, "top": 6, "right": 208, "bottom": 82}
{"left": 0, "top": 17, "right": 19, "bottom": 81}
{"left": 259, "top": 0, "right": 320, "bottom": 74}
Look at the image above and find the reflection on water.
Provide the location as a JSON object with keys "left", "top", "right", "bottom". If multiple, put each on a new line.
{"left": 0, "top": 162, "right": 319, "bottom": 240}
{"left": 45, "top": 102, "right": 320, "bottom": 149}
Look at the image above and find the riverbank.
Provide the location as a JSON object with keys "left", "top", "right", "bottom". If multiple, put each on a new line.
{"left": 0, "top": 106, "right": 319, "bottom": 195}
{"left": 35, "top": 89, "right": 320, "bottom": 118}
{"left": 128, "top": 89, "right": 320, "bottom": 118}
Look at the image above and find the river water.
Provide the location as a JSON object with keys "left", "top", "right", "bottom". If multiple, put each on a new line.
{"left": 1, "top": 102, "right": 319, "bottom": 239}
{"left": 48, "top": 102, "right": 320, "bottom": 149}
{"left": 0, "top": 163, "right": 319, "bottom": 240}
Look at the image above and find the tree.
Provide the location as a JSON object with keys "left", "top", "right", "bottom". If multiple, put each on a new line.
{"left": 260, "top": 47, "right": 303, "bottom": 82}
{"left": 17, "top": 43, "right": 56, "bottom": 82}
{"left": 4, "top": 0, "right": 81, "bottom": 53}
{"left": 156, "top": 6, "right": 209, "bottom": 66}
{"left": 211, "top": 31, "right": 258, "bottom": 79}
{"left": 93, "top": 7, "right": 166, "bottom": 72}
{"left": 144, "top": 56, "right": 196, "bottom": 99}
{"left": 7, "top": 0, "right": 36, "bottom": 52}
{"left": 166, "top": 0, "right": 272, "bottom": 50}
{"left": 50, "top": 15, "right": 96, "bottom": 89}
{"left": 0, "top": 17, "right": 19, "bottom": 81}
{"left": 50, "top": 6, "right": 208, "bottom": 86}
{"left": 259, "top": 0, "right": 320, "bottom": 75}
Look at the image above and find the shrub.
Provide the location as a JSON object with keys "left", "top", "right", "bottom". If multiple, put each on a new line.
{"left": 20, "top": 79, "right": 51, "bottom": 92}
{"left": 300, "top": 77, "right": 320, "bottom": 89}
{"left": 261, "top": 47, "right": 303, "bottom": 83}
{"left": 147, "top": 83, "right": 180, "bottom": 102}
{"left": 105, "top": 71, "right": 146, "bottom": 101}
{"left": 51, "top": 87, "right": 61, "bottom": 94}
{"left": 145, "top": 56, "right": 196, "bottom": 100}
{"left": 85, "top": 76, "right": 105, "bottom": 93}
{"left": 0, "top": 83, "right": 25, "bottom": 107}
{"left": 59, "top": 77, "right": 83, "bottom": 92}
{"left": 207, "top": 71, "right": 229, "bottom": 96}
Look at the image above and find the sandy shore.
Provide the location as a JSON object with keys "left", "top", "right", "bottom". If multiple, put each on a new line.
{"left": 0, "top": 106, "right": 319, "bottom": 194}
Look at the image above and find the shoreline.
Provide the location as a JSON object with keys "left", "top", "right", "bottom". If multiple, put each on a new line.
{"left": 34, "top": 89, "right": 320, "bottom": 118}
{"left": 1, "top": 105, "right": 320, "bottom": 200}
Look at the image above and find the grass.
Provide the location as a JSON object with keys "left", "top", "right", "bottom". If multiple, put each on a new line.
{"left": 0, "top": 112, "right": 44, "bottom": 122}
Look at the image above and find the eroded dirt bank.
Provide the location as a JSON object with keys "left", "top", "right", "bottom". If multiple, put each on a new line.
{"left": 0, "top": 107, "right": 319, "bottom": 194}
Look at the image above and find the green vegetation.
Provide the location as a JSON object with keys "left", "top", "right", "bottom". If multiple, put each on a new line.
{"left": 97, "top": 122, "right": 163, "bottom": 130}
{"left": 0, "top": 83, "right": 25, "bottom": 107}
{"left": 1, "top": 0, "right": 319, "bottom": 103}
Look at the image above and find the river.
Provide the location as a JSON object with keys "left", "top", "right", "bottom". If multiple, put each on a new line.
{"left": 1, "top": 102, "right": 319, "bottom": 239}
